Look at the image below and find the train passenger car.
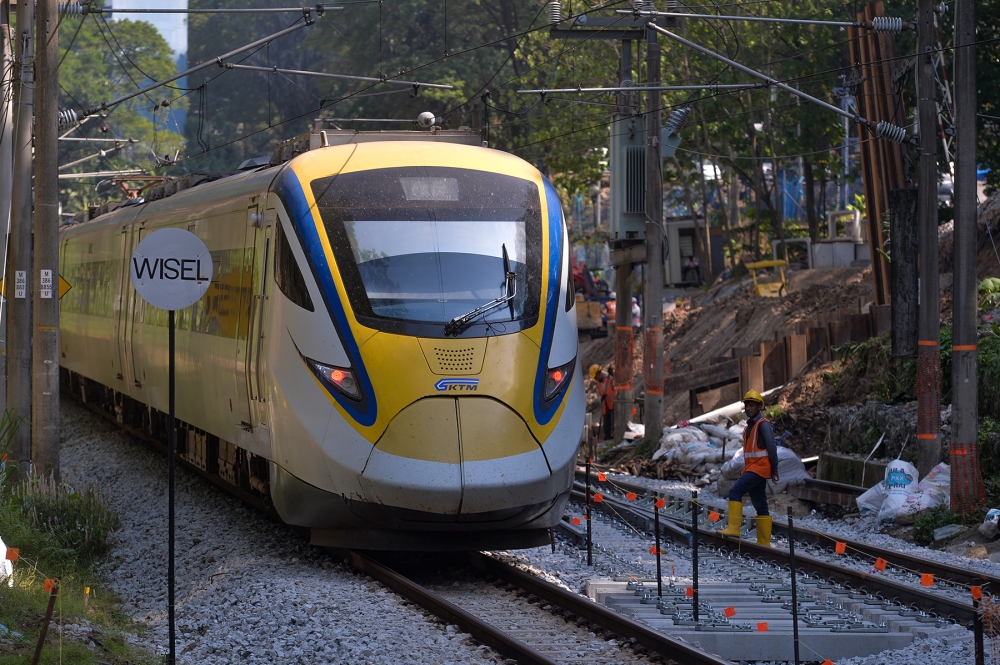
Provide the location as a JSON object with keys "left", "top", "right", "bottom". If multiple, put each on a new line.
{"left": 59, "top": 130, "right": 584, "bottom": 550}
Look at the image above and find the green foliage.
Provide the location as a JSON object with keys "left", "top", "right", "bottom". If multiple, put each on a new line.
{"left": 980, "top": 278, "right": 1000, "bottom": 312}
{"left": 979, "top": 418, "right": 1000, "bottom": 507}
{"left": 0, "top": 478, "right": 120, "bottom": 573}
{"left": 764, "top": 404, "right": 786, "bottom": 421}
{"left": 912, "top": 506, "right": 963, "bottom": 546}
{"left": 633, "top": 437, "right": 658, "bottom": 460}
{"left": 831, "top": 335, "right": 914, "bottom": 404}
{"left": 58, "top": 16, "right": 186, "bottom": 213}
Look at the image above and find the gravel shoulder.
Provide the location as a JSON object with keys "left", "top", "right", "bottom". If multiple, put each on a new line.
{"left": 60, "top": 400, "right": 500, "bottom": 665}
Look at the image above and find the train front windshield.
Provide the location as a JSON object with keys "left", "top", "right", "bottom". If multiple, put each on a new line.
{"left": 313, "top": 167, "right": 543, "bottom": 336}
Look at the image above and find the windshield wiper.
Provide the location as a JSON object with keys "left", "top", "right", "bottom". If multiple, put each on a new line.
{"left": 443, "top": 244, "right": 518, "bottom": 336}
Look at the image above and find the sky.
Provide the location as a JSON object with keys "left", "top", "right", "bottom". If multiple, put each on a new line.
{"left": 111, "top": 0, "right": 188, "bottom": 59}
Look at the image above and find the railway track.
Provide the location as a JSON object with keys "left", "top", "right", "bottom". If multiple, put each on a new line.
{"left": 578, "top": 469, "right": 1000, "bottom": 590}
{"left": 339, "top": 549, "right": 731, "bottom": 665}
{"left": 565, "top": 473, "right": 986, "bottom": 626}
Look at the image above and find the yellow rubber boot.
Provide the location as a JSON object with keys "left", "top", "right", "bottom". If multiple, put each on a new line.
{"left": 717, "top": 501, "right": 743, "bottom": 537}
{"left": 756, "top": 515, "right": 773, "bottom": 547}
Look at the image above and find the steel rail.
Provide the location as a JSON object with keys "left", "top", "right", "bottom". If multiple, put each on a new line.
{"left": 569, "top": 486, "right": 979, "bottom": 624}
{"left": 341, "top": 549, "right": 560, "bottom": 665}
{"left": 577, "top": 470, "right": 1000, "bottom": 590}
{"left": 341, "top": 548, "right": 731, "bottom": 665}
{"left": 467, "top": 552, "right": 732, "bottom": 665}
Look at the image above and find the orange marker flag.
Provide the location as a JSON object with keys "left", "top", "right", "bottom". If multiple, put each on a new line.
{"left": 874, "top": 558, "right": 887, "bottom": 571}
{"left": 834, "top": 542, "right": 847, "bottom": 554}
{"left": 571, "top": 517, "right": 581, "bottom": 525}
{"left": 972, "top": 586, "right": 983, "bottom": 600}
{"left": 649, "top": 546, "right": 662, "bottom": 555}
{"left": 708, "top": 511, "right": 721, "bottom": 522}
{"left": 655, "top": 498, "right": 666, "bottom": 509}
{"left": 821, "top": 660, "right": 834, "bottom": 665}
{"left": 4, "top": 548, "right": 18, "bottom": 561}
{"left": 757, "top": 622, "right": 768, "bottom": 632}
{"left": 724, "top": 606, "right": 736, "bottom": 618}
{"left": 626, "top": 492, "right": 637, "bottom": 501}
{"left": 44, "top": 579, "right": 55, "bottom": 593}
{"left": 593, "top": 493, "right": 604, "bottom": 503}
{"left": 921, "top": 573, "right": 934, "bottom": 587}
{"left": 597, "top": 472, "right": 607, "bottom": 482}
{"left": 685, "top": 587, "right": 694, "bottom": 597}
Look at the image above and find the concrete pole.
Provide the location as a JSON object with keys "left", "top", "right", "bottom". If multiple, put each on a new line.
{"left": 613, "top": 264, "right": 633, "bottom": 444}
{"left": 612, "top": 38, "right": 634, "bottom": 445}
{"left": 7, "top": 0, "right": 32, "bottom": 477}
{"left": 32, "top": 0, "right": 59, "bottom": 480}
{"left": 0, "top": 0, "right": 13, "bottom": 414}
{"left": 949, "top": 0, "right": 984, "bottom": 515}
{"left": 643, "top": 18, "right": 664, "bottom": 441}
{"left": 915, "top": 0, "right": 941, "bottom": 478}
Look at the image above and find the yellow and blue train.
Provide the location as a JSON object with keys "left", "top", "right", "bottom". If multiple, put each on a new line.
{"left": 60, "top": 131, "right": 584, "bottom": 549}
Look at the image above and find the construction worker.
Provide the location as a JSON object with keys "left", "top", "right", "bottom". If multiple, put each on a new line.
{"left": 718, "top": 389, "right": 779, "bottom": 546}
{"left": 589, "top": 364, "right": 616, "bottom": 442}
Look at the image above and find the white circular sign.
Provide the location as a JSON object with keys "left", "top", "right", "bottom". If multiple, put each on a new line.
{"left": 130, "top": 228, "right": 213, "bottom": 310}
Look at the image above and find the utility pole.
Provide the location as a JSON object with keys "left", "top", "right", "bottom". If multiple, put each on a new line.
{"left": 915, "top": 0, "right": 940, "bottom": 478}
{"left": 8, "top": 0, "right": 32, "bottom": 477}
{"left": 0, "top": 0, "right": 13, "bottom": 413}
{"left": 33, "top": 0, "right": 59, "bottom": 479}
{"left": 949, "top": 0, "right": 984, "bottom": 515}
{"left": 612, "top": 39, "right": 635, "bottom": 446}
{"left": 643, "top": 15, "right": 664, "bottom": 442}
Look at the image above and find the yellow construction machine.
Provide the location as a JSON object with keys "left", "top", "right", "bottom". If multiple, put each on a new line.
{"left": 745, "top": 259, "right": 788, "bottom": 297}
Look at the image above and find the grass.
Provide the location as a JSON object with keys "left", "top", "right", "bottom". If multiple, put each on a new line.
{"left": 0, "top": 414, "right": 159, "bottom": 665}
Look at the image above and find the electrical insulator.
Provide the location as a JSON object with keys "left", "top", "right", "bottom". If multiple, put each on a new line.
{"left": 57, "top": 108, "right": 79, "bottom": 130}
{"left": 875, "top": 120, "right": 907, "bottom": 144}
{"left": 416, "top": 111, "right": 437, "bottom": 129}
{"left": 549, "top": 1, "right": 562, "bottom": 24}
{"left": 633, "top": 0, "right": 654, "bottom": 12}
{"left": 870, "top": 16, "right": 903, "bottom": 33}
{"left": 58, "top": 1, "right": 85, "bottom": 17}
{"left": 663, "top": 106, "right": 691, "bottom": 137}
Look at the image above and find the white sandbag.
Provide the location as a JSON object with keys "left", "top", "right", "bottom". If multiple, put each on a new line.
{"left": 894, "top": 463, "right": 950, "bottom": 524}
{"left": 700, "top": 423, "right": 733, "bottom": 440}
{"left": 720, "top": 447, "right": 745, "bottom": 480}
{"left": 768, "top": 446, "right": 809, "bottom": 493}
{"left": 856, "top": 481, "right": 887, "bottom": 515}
{"left": 0, "top": 536, "right": 12, "bottom": 587}
{"left": 979, "top": 508, "right": 1000, "bottom": 539}
{"left": 729, "top": 423, "right": 747, "bottom": 438}
{"left": 876, "top": 459, "right": 919, "bottom": 523}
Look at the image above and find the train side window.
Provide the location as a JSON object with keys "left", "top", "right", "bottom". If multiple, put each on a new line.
{"left": 274, "top": 221, "right": 315, "bottom": 312}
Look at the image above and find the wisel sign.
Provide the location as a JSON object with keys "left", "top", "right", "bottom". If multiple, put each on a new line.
{"left": 130, "top": 227, "right": 213, "bottom": 310}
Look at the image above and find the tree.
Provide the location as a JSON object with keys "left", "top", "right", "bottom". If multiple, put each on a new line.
{"left": 58, "top": 16, "right": 186, "bottom": 212}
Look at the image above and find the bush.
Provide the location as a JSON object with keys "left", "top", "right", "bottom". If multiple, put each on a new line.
{"left": 912, "top": 506, "right": 962, "bottom": 546}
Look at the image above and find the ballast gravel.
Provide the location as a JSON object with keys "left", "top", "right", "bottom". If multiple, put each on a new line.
{"left": 59, "top": 401, "right": 501, "bottom": 665}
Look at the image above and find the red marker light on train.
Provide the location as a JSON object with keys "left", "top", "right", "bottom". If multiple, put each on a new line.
{"left": 543, "top": 361, "right": 574, "bottom": 400}
{"left": 308, "top": 359, "right": 361, "bottom": 400}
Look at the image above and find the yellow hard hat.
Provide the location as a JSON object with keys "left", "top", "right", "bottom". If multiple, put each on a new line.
{"left": 742, "top": 389, "right": 764, "bottom": 404}
{"left": 589, "top": 364, "right": 601, "bottom": 379}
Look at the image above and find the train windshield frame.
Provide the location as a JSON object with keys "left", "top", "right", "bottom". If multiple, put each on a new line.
{"left": 311, "top": 166, "right": 543, "bottom": 338}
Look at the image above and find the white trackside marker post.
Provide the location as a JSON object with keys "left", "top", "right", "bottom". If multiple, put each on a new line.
{"left": 129, "top": 227, "right": 212, "bottom": 665}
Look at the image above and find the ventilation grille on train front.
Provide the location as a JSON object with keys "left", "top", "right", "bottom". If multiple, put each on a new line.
{"left": 434, "top": 348, "right": 477, "bottom": 372}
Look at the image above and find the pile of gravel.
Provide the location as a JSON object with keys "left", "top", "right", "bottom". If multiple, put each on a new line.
{"left": 60, "top": 401, "right": 500, "bottom": 665}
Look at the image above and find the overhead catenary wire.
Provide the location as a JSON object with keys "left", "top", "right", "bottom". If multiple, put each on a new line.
{"left": 221, "top": 63, "right": 454, "bottom": 90}
{"left": 617, "top": 9, "right": 907, "bottom": 32}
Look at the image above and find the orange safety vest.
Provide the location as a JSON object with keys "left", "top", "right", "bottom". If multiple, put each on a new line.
{"left": 742, "top": 416, "right": 772, "bottom": 478}
{"left": 596, "top": 375, "right": 616, "bottom": 415}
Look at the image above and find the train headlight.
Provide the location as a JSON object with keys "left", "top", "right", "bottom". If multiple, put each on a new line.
{"left": 543, "top": 359, "right": 575, "bottom": 400}
{"left": 309, "top": 360, "right": 361, "bottom": 401}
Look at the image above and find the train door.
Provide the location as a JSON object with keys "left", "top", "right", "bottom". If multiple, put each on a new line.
{"left": 244, "top": 209, "right": 273, "bottom": 427}
{"left": 124, "top": 223, "right": 146, "bottom": 395}
{"left": 235, "top": 204, "right": 258, "bottom": 429}
{"left": 113, "top": 225, "right": 133, "bottom": 385}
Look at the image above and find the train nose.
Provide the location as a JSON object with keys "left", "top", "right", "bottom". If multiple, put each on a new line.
{"left": 357, "top": 397, "right": 557, "bottom": 523}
